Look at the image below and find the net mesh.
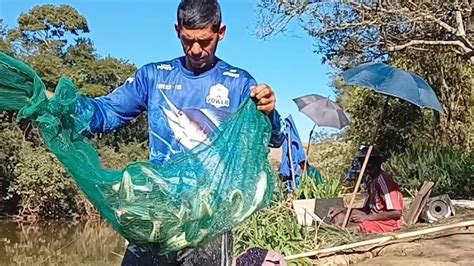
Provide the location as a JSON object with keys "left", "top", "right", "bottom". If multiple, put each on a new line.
{"left": 0, "top": 52, "right": 274, "bottom": 253}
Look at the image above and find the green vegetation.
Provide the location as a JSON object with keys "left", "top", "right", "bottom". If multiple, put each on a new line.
{"left": 233, "top": 195, "right": 359, "bottom": 264}
{"left": 388, "top": 143, "right": 474, "bottom": 199}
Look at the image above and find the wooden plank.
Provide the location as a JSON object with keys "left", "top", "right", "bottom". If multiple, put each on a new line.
{"left": 451, "top": 200, "right": 474, "bottom": 209}
{"left": 405, "top": 181, "right": 434, "bottom": 225}
{"left": 414, "top": 188, "right": 433, "bottom": 222}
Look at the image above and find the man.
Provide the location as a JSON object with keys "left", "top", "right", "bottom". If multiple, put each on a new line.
{"left": 63, "top": 0, "right": 284, "bottom": 264}
{"left": 328, "top": 147, "right": 404, "bottom": 233}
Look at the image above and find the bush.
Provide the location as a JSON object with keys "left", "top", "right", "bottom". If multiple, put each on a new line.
{"left": 98, "top": 141, "right": 148, "bottom": 169}
{"left": 337, "top": 85, "right": 426, "bottom": 156}
{"left": 5, "top": 138, "right": 149, "bottom": 219}
{"left": 0, "top": 120, "right": 24, "bottom": 215}
{"left": 294, "top": 173, "right": 345, "bottom": 200}
{"left": 307, "top": 140, "right": 357, "bottom": 181}
{"left": 8, "top": 142, "right": 82, "bottom": 219}
{"left": 387, "top": 144, "right": 474, "bottom": 199}
{"left": 0, "top": 110, "right": 149, "bottom": 219}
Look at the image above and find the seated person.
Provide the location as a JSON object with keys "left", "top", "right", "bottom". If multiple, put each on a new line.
{"left": 328, "top": 147, "right": 404, "bottom": 233}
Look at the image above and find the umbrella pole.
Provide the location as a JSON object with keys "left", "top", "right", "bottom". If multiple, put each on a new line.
{"left": 371, "top": 98, "right": 389, "bottom": 144}
{"left": 342, "top": 145, "right": 373, "bottom": 229}
{"left": 304, "top": 124, "right": 317, "bottom": 173}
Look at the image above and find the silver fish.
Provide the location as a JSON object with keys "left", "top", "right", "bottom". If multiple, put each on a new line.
{"left": 159, "top": 91, "right": 209, "bottom": 150}
{"left": 234, "top": 171, "right": 268, "bottom": 222}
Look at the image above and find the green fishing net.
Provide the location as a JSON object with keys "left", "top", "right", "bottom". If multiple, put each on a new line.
{"left": 0, "top": 52, "right": 274, "bottom": 253}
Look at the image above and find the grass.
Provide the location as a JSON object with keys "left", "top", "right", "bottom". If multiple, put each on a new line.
{"left": 233, "top": 179, "right": 359, "bottom": 265}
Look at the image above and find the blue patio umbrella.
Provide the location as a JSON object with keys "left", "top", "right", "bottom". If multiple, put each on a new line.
{"left": 341, "top": 62, "right": 443, "bottom": 112}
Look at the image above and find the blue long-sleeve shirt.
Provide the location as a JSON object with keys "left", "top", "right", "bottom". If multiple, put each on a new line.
{"left": 76, "top": 57, "right": 284, "bottom": 165}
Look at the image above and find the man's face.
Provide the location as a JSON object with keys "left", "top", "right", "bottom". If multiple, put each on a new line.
{"left": 175, "top": 24, "right": 226, "bottom": 71}
{"left": 358, "top": 158, "right": 380, "bottom": 177}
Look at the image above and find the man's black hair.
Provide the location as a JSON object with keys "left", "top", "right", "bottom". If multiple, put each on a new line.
{"left": 177, "top": 0, "right": 222, "bottom": 32}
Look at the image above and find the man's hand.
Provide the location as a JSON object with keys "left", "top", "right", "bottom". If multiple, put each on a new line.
{"left": 263, "top": 250, "right": 287, "bottom": 266}
{"left": 45, "top": 90, "right": 54, "bottom": 99}
{"left": 328, "top": 207, "right": 344, "bottom": 219}
{"left": 250, "top": 84, "right": 276, "bottom": 115}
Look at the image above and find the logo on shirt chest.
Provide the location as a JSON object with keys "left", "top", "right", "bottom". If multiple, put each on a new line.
{"left": 206, "top": 84, "right": 230, "bottom": 108}
{"left": 156, "top": 83, "right": 183, "bottom": 91}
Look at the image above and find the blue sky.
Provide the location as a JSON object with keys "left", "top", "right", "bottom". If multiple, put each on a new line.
{"left": 1, "top": 0, "right": 336, "bottom": 141}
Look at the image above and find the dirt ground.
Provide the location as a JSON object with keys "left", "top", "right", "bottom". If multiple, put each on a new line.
{"left": 354, "top": 230, "right": 474, "bottom": 266}
{"left": 310, "top": 226, "right": 474, "bottom": 266}
{"left": 352, "top": 208, "right": 474, "bottom": 266}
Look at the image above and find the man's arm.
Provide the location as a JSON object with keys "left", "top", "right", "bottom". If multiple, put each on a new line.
{"left": 266, "top": 109, "right": 285, "bottom": 148}
{"left": 75, "top": 66, "right": 149, "bottom": 133}
{"left": 366, "top": 210, "right": 402, "bottom": 221}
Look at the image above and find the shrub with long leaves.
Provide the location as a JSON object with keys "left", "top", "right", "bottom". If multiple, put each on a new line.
{"left": 294, "top": 173, "right": 346, "bottom": 200}
{"left": 387, "top": 144, "right": 474, "bottom": 199}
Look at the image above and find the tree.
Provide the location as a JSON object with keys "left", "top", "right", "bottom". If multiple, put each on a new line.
{"left": 6, "top": 5, "right": 89, "bottom": 90}
{"left": 7, "top": 4, "right": 89, "bottom": 54}
{"left": 63, "top": 39, "right": 137, "bottom": 97}
{"left": 257, "top": 0, "right": 473, "bottom": 151}
{"left": 4, "top": 4, "right": 143, "bottom": 144}
{"left": 258, "top": 1, "right": 473, "bottom": 64}
{"left": 0, "top": 4, "right": 147, "bottom": 218}
{"left": 0, "top": 20, "right": 12, "bottom": 54}
{"left": 83, "top": 57, "right": 136, "bottom": 93}
{"left": 64, "top": 37, "right": 95, "bottom": 64}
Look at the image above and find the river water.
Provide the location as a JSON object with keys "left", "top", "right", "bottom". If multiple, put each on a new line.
{"left": 0, "top": 219, "right": 125, "bottom": 266}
